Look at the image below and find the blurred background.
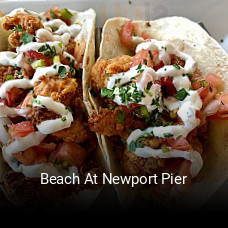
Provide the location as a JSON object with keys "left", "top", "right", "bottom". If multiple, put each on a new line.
{"left": 0, "top": 0, "right": 228, "bottom": 213}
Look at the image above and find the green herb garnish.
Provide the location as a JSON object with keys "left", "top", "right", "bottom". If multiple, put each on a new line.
{"left": 173, "top": 63, "right": 181, "bottom": 69}
{"left": 174, "top": 88, "right": 189, "bottom": 101}
{"left": 163, "top": 133, "right": 174, "bottom": 138}
{"left": 162, "top": 148, "right": 170, "bottom": 153}
{"left": 58, "top": 66, "right": 67, "bottom": 78}
{"left": 5, "top": 75, "right": 14, "bottom": 81}
{"left": 117, "top": 110, "right": 126, "bottom": 123}
{"left": 61, "top": 116, "right": 67, "bottom": 122}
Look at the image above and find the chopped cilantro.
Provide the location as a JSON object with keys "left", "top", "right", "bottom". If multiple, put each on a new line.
{"left": 173, "top": 63, "right": 181, "bottom": 69}
{"left": 5, "top": 75, "right": 14, "bottom": 81}
{"left": 162, "top": 122, "right": 173, "bottom": 127}
{"left": 100, "top": 87, "right": 115, "bottom": 100}
{"left": 127, "top": 137, "right": 145, "bottom": 152}
{"left": 148, "top": 50, "right": 153, "bottom": 60}
{"left": 191, "top": 79, "right": 198, "bottom": 83}
{"left": 128, "top": 140, "right": 136, "bottom": 152}
{"left": 58, "top": 66, "right": 67, "bottom": 78}
{"left": 136, "top": 63, "right": 144, "bottom": 74}
{"left": 174, "top": 88, "right": 189, "bottom": 101}
{"left": 176, "top": 135, "right": 182, "bottom": 139}
{"left": 38, "top": 44, "right": 56, "bottom": 58}
{"left": 163, "top": 133, "right": 173, "bottom": 138}
{"left": 31, "top": 99, "right": 41, "bottom": 104}
{"left": 61, "top": 116, "right": 67, "bottom": 122}
{"left": 117, "top": 110, "right": 126, "bottom": 123}
{"left": 20, "top": 32, "right": 34, "bottom": 44}
{"left": 162, "top": 148, "right": 170, "bottom": 153}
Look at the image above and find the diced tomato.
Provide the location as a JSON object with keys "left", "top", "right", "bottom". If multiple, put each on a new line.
{"left": 205, "top": 73, "right": 223, "bottom": 89}
{"left": 195, "top": 110, "right": 203, "bottom": 121}
{"left": 191, "top": 77, "right": 203, "bottom": 90}
{"left": 58, "top": 53, "right": 70, "bottom": 65}
{"left": 151, "top": 50, "right": 164, "bottom": 70}
{"left": 21, "top": 56, "right": 35, "bottom": 77}
{"left": 44, "top": 6, "right": 60, "bottom": 20}
{"left": 8, "top": 121, "right": 35, "bottom": 138}
{"left": 32, "top": 143, "right": 56, "bottom": 154}
{"left": 74, "top": 40, "right": 86, "bottom": 70}
{"left": 160, "top": 76, "right": 177, "bottom": 97}
{"left": 160, "top": 76, "right": 173, "bottom": 86}
{"left": 5, "top": 87, "right": 23, "bottom": 107}
{"left": 130, "top": 49, "right": 154, "bottom": 68}
{"left": 170, "top": 54, "right": 185, "bottom": 67}
{"left": 141, "top": 32, "right": 151, "bottom": 40}
{"left": 12, "top": 148, "right": 48, "bottom": 166}
{"left": 20, "top": 92, "right": 33, "bottom": 108}
{"left": 199, "top": 85, "right": 217, "bottom": 107}
{"left": 119, "top": 21, "right": 151, "bottom": 48}
{"left": 130, "top": 49, "right": 164, "bottom": 72}
{"left": 119, "top": 20, "right": 135, "bottom": 48}
{"left": 12, "top": 148, "right": 37, "bottom": 166}
{"left": 55, "top": 142, "right": 87, "bottom": 168}
{"left": 171, "top": 137, "right": 193, "bottom": 151}
{"left": 33, "top": 153, "right": 48, "bottom": 164}
{"left": 26, "top": 50, "right": 53, "bottom": 66}
{"left": 44, "top": 7, "right": 71, "bottom": 25}
{"left": 163, "top": 137, "right": 175, "bottom": 147}
{"left": 154, "top": 61, "right": 164, "bottom": 71}
{"left": 217, "top": 93, "right": 228, "bottom": 114}
{"left": 126, "top": 103, "right": 141, "bottom": 110}
{"left": 62, "top": 19, "right": 71, "bottom": 26}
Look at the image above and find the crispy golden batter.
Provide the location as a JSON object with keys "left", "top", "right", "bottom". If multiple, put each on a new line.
{"left": 2, "top": 13, "right": 43, "bottom": 47}
{"left": 142, "top": 137, "right": 163, "bottom": 149}
{"left": 89, "top": 107, "right": 147, "bottom": 140}
{"left": 90, "top": 55, "right": 132, "bottom": 90}
{"left": 3, "top": 13, "right": 43, "bottom": 34}
{"left": 51, "top": 117, "right": 93, "bottom": 143}
{"left": 28, "top": 107, "right": 60, "bottom": 125}
{"left": 0, "top": 65, "right": 29, "bottom": 83}
{"left": 187, "top": 134, "right": 203, "bottom": 156}
{"left": 122, "top": 148, "right": 164, "bottom": 176}
{"left": 34, "top": 75, "right": 77, "bottom": 106}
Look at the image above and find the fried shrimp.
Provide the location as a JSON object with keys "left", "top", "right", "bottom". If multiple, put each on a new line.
{"left": 34, "top": 75, "right": 77, "bottom": 106}
{"left": 90, "top": 55, "right": 132, "bottom": 90}
{"left": 2, "top": 13, "right": 44, "bottom": 47}
{"left": 89, "top": 106, "right": 147, "bottom": 140}
{"left": 3, "top": 13, "right": 43, "bottom": 34}
{"left": 51, "top": 117, "right": 93, "bottom": 143}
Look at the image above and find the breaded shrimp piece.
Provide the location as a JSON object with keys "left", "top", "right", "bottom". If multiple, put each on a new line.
{"left": 89, "top": 106, "right": 147, "bottom": 140}
{"left": 51, "top": 117, "right": 93, "bottom": 143}
{"left": 34, "top": 75, "right": 77, "bottom": 106}
{"left": 90, "top": 55, "right": 132, "bottom": 90}
{"left": 2, "top": 13, "right": 43, "bottom": 47}
{"left": 2, "top": 13, "right": 43, "bottom": 34}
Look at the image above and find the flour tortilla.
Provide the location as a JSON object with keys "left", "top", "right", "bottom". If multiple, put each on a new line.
{"left": 0, "top": 8, "right": 107, "bottom": 210}
{"left": 87, "top": 16, "right": 228, "bottom": 210}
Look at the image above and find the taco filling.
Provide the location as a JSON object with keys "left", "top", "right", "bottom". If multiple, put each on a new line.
{"left": 89, "top": 20, "right": 228, "bottom": 199}
{"left": 0, "top": 7, "right": 102, "bottom": 206}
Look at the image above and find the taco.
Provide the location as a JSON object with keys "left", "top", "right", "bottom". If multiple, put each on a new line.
{"left": 0, "top": 7, "right": 105, "bottom": 209}
{"left": 88, "top": 17, "right": 228, "bottom": 209}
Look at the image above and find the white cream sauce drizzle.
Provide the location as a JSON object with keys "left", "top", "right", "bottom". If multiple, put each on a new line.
{"left": 106, "top": 39, "right": 203, "bottom": 178}
{"left": 32, "top": 95, "right": 73, "bottom": 134}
